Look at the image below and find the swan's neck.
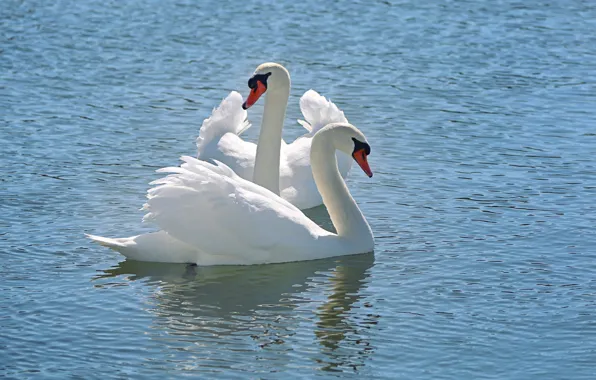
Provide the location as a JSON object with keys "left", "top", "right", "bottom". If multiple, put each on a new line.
{"left": 310, "top": 135, "right": 372, "bottom": 241}
{"left": 252, "top": 86, "right": 289, "bottom": 195}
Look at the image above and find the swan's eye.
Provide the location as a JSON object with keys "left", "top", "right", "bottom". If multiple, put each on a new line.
{"left": 351, "top": 138, "right": 371, "bottom": 156}
{"left": 247, "top": 72, "right": 272, "bottom": 90}
{"left": 248, "top": 77, "right": 257, "bottom": 90}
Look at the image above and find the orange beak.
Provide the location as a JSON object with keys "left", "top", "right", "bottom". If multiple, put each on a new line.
{"left": 352, "top": 149, "right": 373, "bottom": 178}
{"left": 242, "top": 81, "right": 267, "bottom": 110}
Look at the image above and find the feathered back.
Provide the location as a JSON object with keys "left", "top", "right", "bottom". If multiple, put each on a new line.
{"left": 196, "top": 91, "right": 251, "bottom": 154}
{"left": 141, "top": 156, "right": 319, "bottom": 264}
{"left": 297, "top": 90, "right": 348, "bottom": 135}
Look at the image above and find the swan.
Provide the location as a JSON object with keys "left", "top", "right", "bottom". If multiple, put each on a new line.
{"left": 197, "top": 62, "right": 352, "bottom": 209}
{"left": 87, "top": 123, "right": 374, "bottom": 265}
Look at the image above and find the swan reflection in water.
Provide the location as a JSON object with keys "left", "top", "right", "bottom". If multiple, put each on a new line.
{"left": 95, "top": 246, "right": 378, "bottom": 373}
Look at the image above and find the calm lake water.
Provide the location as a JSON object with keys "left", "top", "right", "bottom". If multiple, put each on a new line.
{"left": 2, "top": 0, "right": 596, "bottom": 378}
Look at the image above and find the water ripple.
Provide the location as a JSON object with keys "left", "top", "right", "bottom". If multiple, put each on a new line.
{"left": 2, "top": 0, "right": 596, "bottom": 378}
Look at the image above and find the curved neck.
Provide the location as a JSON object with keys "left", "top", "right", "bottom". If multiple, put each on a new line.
{"left": 310, "top": 133, "right": 372, "bottom": 240}
{"left": 252, "top": 86, "right": 289, "bottom": 195}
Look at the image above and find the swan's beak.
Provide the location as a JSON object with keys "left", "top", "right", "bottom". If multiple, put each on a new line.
{"left": 353, "top": 149, "right": 373, "bottom": 178}
{"left": 242, "top": 81, "right": 267, "bottom": 110}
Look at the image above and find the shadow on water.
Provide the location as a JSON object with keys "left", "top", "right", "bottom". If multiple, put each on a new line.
{"left": 302, "top": 204, "right": 336, "bottom": 233}
{"left": 314, "top": 258, "right": 379, "bottom": 372}
{"left": 95, "top": 252, "right": 376, "bottom": 373}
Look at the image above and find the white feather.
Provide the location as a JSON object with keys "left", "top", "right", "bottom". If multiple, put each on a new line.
{"left": 141, "top": 156, "right": 332, "bottom": 265}
{"left": 297, "top": 89, "right": 349, "bottom": 135}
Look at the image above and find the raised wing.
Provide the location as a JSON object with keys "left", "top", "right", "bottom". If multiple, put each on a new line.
{"left": 196, "top": 91, "right": 251, "bottom": 154}
{"left": 297, "top": 90, "right": 349, "bottom": 135}
{"left": 143, "top": 156, "right": 322, "bottom": 264}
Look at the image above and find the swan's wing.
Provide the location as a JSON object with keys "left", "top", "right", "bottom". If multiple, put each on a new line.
{"left": 196, "top": 91, "right": 251, "bottom": 154}
{"left": 297, "top": 90, "right": 348, "bottom": 135}
{"left": 143, "top": 156, "right": 323, "bottom": 263}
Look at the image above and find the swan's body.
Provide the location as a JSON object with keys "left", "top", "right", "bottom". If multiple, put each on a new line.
{"left": 87, "top": 123, "right": 374, "bottom": 265}
{"left": 196, "top": 63, "right": 352, "bottom": 209}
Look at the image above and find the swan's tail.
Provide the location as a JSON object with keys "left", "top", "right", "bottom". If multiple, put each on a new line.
{"left": 196, "top": 91, "right": 251, "bottom": 155}
{"left": 86, "top": 234, "right": 129, "bottom": 250}
{"left": 86, "top": 231, "right": 198, "bottom": 263}
{"left": 297, "top": 90, "right": 348, "bottom": 135}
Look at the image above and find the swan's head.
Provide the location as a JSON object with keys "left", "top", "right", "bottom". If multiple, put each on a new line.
{"left": 324, "top": 123, "right": 373, "bottom": 178}
{"left": 242, "top": 62, "right": 290, "bottom": 110}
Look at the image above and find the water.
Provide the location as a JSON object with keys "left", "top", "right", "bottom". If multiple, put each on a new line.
{"left": 2, "top": 0, "right": 596, "bottom": 378}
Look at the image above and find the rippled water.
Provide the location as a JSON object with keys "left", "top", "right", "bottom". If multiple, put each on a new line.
{"left": 2, "top": 0, "right": 596, "bottom": 378}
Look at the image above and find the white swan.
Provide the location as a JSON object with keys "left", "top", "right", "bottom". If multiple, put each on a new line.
{"left": 87, "top": 123, "right": 374, "bottom": 265}
{"left": 197, "top": 62, "right": 352, "bottom": 209}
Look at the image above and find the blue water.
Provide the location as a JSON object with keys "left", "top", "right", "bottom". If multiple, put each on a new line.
{"left": 2, "top": 0, "right": 596, "bottom": 378}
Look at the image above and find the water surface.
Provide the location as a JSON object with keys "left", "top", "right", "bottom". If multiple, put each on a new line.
{"left": 2, "top": 0, "right": 596, "bottom": 378}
